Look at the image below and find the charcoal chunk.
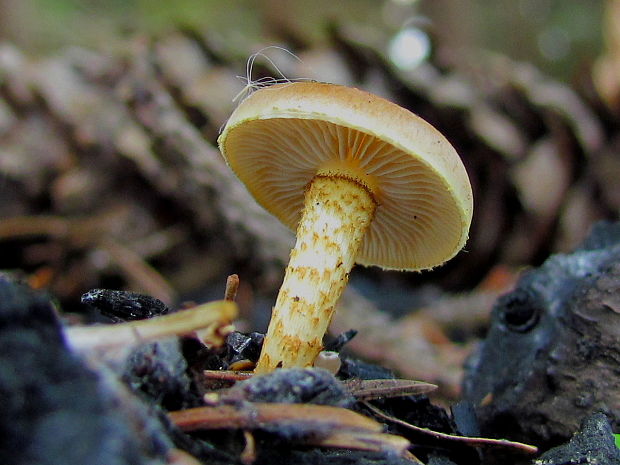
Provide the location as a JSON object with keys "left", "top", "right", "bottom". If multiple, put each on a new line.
{"left": 463, "top": 221, "right": 620, "bottom": 446}
{"left": 220, "top": 368, "right": 354, "bottom": 408}
{"left": 81, "top": 288, "right": 169, "bottom": 322}
{"left": 0, "top": 275, "right": 170, "bottom": 465}
{"left": 533, "top": 413, "right": 620, "bottom": 465}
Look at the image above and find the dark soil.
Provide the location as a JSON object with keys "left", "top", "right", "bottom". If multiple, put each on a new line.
{"left": 2, "top": 223, "right": 620, "bottom": 464}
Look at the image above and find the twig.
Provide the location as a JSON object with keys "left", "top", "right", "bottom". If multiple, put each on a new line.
{"left": 240, "top": 431, "right": 256, "bottom": 465}
{"left": 201, "top": 370, "right": 437, "bottom": 401}
{"left": 313, "top": 431, "right": 411, "bottom": 457}
{"left": 166, "top": 449, "right": 203, "bottom": 465}
{"left": 66, "top": 300, "right": 237, "bottom": 351}
{"left": 362, "top": 401, "right": 538, "bottom": 455}
{"left": 344, "top": 378, "right": 437, "bottom": 400}
{"left": 224, "top": 274, "right": 240, "bottom": 301}
{"left": 169, "top": 403, "right": 410, "bottom": 455}
{"left": 203, "top": 370, "right": 254, "bottom": 379}
{"left": 0, "top": 215, "right": 70, "bottom": 239}
{"left": 169, "top": 403, "right": 382, "bottom": 433}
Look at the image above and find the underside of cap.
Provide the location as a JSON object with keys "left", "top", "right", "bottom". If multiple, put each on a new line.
{"left": 218, "top": 82, "right": 473, "bottom": 271}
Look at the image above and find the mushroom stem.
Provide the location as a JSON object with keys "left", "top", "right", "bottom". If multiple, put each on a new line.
{"left": 255, "top": 175, "right": 376, "bottom": 373}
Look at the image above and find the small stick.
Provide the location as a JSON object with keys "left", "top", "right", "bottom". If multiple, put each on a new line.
{"left": 314, "top": 431, "right": 411, "bottom": 456}
{"left": 166, "top": 449, "right": 203, "bottom": 465}
{"left": 362, "top": 401, "right": 538, "bottom": 455}
{"left": 240, "top": 431, "right": 256, "bottom": 465}
{"left": 200, "top": 371, "right": 437, "bottom": 401}
{"left": 201, "top": 370, "right": 252, "bottom": 395}
{"left": 224, "top": 274, "right": 240, "bottom": 302}
{"left": 203, "top": 370, "right": 253, "bottom": 382}
{"left": 169, "top": 403, "right": 382, "bottom": 433}
{"left": 228, "top": 359, "right": 255, "bottom": 371}
{"left": 66, "top": 300, "right": 237, "bottom": 351}
{"left": 343, "top": 379, "right": 438, "bottom": 400}
{"left": 169, "top": 403, "right": 411, "bottom": 457}
{"left": 193, "top": 275, "right": 238, "bottom": 346}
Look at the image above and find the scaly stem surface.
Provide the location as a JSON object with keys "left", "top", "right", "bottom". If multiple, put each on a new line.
{"left": 255, "top": 175, "right": 376, "bottom": 373}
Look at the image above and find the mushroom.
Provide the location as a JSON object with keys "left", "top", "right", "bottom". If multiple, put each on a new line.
{"left": 218, "top": 82, "right": 473, "bottom": 373}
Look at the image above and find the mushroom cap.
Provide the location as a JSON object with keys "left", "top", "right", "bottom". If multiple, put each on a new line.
{"left": 218, "top": 82, "right": 473, "bottom": 271}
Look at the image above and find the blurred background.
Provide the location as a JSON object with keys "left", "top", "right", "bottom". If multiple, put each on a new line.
{"left": 1, "top": 0, "right": 618, "bottom": 396}
{"left": 0, "top": 0, "right": 604, "bottom": 80}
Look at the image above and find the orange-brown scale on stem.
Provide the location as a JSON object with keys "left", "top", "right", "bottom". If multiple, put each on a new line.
{"left": 254, "top": 176, "right": 376, "bottom": 372}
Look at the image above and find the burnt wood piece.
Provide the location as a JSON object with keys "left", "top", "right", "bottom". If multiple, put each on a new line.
{"left": 0, "top": 274, "right": 171, "bottom": 465}
{"left": 463, "top": 221, "right": 620, "bottom": 447}
{"left": 81, "top": 288, "right": 170, "bottom": 322}
{"left": 533, "top": 413, "right": 620, "bottom": 465}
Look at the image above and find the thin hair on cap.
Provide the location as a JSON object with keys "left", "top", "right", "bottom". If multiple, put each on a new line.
{"left": 232, "top": 45, "right": 315, "bottom": 104}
